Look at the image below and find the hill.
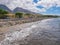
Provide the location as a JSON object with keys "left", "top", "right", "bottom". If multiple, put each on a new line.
{"left": 0, "top": 4, "right": 12, "bottom": 12}
{"left": 0, "top": 4, "right": 37, "bottom": 14}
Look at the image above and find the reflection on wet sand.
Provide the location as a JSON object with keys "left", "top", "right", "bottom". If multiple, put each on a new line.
{"left": 0, "top": 18, "right": 60, "bottom": 45}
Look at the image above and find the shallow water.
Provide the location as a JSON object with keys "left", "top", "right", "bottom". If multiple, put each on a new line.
{"left": 0, "top": 18, "right": 60, "bottom": 45}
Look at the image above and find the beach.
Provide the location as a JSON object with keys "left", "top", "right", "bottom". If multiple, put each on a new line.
{"left": 0, "top": 18, "right": 60, "bottom": 45}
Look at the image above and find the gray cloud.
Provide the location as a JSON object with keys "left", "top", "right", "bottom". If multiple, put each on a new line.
{"left": 0, "top": 0, "right": 46, "bottom": 13}
{"left": 1, "top": 0, "right": 60, "bottom": 13}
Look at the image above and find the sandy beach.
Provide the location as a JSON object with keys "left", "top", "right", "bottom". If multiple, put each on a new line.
{"left": 0, "top": 18, "right": 60, "bottom": 45}
{"left": 0, "top": 18, "right": 44, "bottom": 42}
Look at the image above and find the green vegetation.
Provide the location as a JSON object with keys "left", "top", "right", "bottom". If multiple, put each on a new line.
{"left": 25, "top": 13, "right": 31, "bottom": 16}
{"left": 41, "top": 15, "right": 59, "bottom": 18}
{"left": 0, "top": 8, "right": 59, "bottom": 19}
{"left": 0, "top": 14, "right": 7, "bottom": 19}
{"left": 0, "top": 8, "right": 8, "bottom": 14}
{"left": 15, "top": 12, "right": 23, "bottom": 18}
{"left": 0, "top": 8, "right": 8, "bottom": 19}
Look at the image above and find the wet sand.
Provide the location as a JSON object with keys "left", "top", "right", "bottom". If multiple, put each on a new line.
{"left": 0, "top": 19, "right": 43, "bottom": 42}
{"left": 0, "top": 18, "right": 60, "bottom": 45}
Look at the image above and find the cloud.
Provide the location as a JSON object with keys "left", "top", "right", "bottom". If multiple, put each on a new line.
{"left": 0, "top": 0, "right": 46, "bottom": 13}
{"left": 0, "top": 0, "right": 60, "bottom": 13}
{"left": 36, "top": 0, "right": 60, "bottom": 9}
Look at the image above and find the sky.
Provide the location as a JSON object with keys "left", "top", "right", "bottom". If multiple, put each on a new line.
{"left": 0, "top": 0, "right": 60, "bottom": 15}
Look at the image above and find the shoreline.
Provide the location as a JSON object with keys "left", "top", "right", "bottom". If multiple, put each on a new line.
{"left": 0, "top": 17, "right": 54, "bottom": 28}
{"left": 0, "top": 18, "right": 60, "bottom": 45}
{"left": 0, "top": 17, "right": 49, "bottom": 41}
{"left": 0, "top": 17, "right": 59, "bottom": 42}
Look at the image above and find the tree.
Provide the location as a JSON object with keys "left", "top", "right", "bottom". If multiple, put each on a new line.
{"left": 0, "top": 8, "right": 8, "bottom": 14}
{"left": 0, "top": 8, "right": 8, "bottom": 19}
{"left": 15, "top": 12, "right": 23, "bottom": 18}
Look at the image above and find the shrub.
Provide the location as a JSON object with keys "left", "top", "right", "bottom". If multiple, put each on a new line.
{"left": 25, "top": 13, "right": 31, "bottom": 16}
{"left": 15, "top": 12, "right": 23, "bottom": 18}
{"left": 24, "top": 13, "right": 31, "bottom": 18}
{"left": 0, "top": 14, "right": 7, "bottom": 19}
{"left": 0, "top": 8, "right": 8, "bottom": 14}
{"left": 0, "top": 8, "right": 8, "bottom": 19}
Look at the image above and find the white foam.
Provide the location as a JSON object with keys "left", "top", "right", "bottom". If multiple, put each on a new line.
{"left": 31, "top": 25, "right": 37, "bottom": 28}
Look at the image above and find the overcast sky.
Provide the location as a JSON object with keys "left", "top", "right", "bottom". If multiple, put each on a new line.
{"left": 0, "top": 0, "right": 60, "bottom": 15}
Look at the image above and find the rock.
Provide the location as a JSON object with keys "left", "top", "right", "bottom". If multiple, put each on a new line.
{"left": 0, "top": 18, "right": 60, "bottom": 45}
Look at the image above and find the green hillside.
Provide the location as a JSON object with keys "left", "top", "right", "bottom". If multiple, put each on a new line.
{"left": 0, "top": 8, "right": 59, "bottom": 19}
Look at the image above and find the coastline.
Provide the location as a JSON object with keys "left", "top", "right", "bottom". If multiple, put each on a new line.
{"left": 0, "top": 17, "right": 49, "bottom": 42}
{"left": 0, "top": 17, "right": 53, "bottom": 28}
{"left": 0, "top": 17, "right": 59, "bottom": 42}
{"left": 0, "top": 18, "right": 60, "bottom": 45}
